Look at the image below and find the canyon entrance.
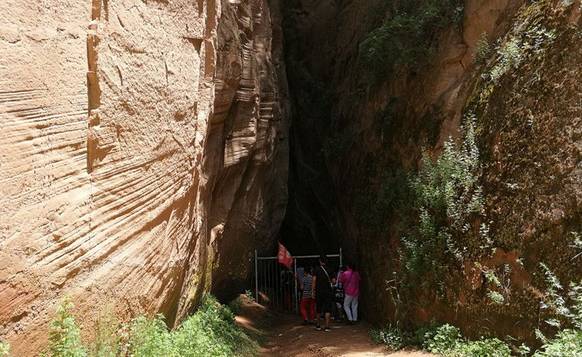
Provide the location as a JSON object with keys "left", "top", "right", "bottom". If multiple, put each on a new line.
{"left": 1, "top": 0, "right": 581, "bottom": 356}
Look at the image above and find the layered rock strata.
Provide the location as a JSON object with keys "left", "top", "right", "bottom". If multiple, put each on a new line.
{"left": 0, "top": 0, "right": 288, "bottom": 354}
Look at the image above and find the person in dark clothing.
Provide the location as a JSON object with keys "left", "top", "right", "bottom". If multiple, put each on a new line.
{"left": 313, "top": 255, "right": 333, "bottom": 331}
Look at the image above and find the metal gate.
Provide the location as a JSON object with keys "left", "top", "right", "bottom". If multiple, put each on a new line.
{"left": 254, "top": 250, "right": 343, "bottom": 313}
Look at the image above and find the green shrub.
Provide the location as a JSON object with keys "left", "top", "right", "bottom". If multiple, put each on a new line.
{"left": 453, "top": 338, "right": 512, "bottom": 356}
{"left": 228, "top": 298, "right": 243, "bottom": 315}
{"left": 177, "top": 296, "right": 257, "bottom": 357}
{"left": 489, "top": 37, "right": 523, "bottom": 83}
{"left": 127, "top": 315, "right": 175, "bottom": 357}
{"left": 370, "top": 324, "right": 406, "bottom": 350}
{"left": 531, "top": 263, "right": 582, "bottom": 355}
{"left": 534, "top": 329, "right": 582, "bottom": 356}
{"left": 424, "top": 324, "right": 462, "bottom": 354}
{"left": 474, "top": 33, "right": 492, "bottom": 64}
{"left": 486, "top": 16, "right": 556, "bottom": 84}
{"left": 0, "top": 342, "right": 9, "bottom": 357}
{"left": 126, "top": 296, "right": 257, "bottom": 357}
{"left": 45, "top": 298, "right": 87, "bottom": 357}
{"left": 423, "top": 324, "right": 511, "bottom": 356}
{"left": 89, "top": 309, "right": 121, "bottom": 357}
{"left": 359, "top": 0, "right": 463, "bottom": 79}
{"left": 372, "top": 323, "right": 512, "bottom": 356}
{"left": 43, "top": 295, "right": 257, "bottom": 357}
{"left": 400, "top": 117, "right": 486, "bottom": 286}
{"left": 244, "top": 289, "right": 255, "bottom": 302}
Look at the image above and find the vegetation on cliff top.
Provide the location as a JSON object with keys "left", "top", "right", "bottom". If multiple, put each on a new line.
{"left": 38, "top": 295, "right": 257, "bottom": 357}
{"left": 355, "top": 0, "right": 582, "bottom": 350}
{"left": 359, "top": 0, "right": 463, "bottom": 80}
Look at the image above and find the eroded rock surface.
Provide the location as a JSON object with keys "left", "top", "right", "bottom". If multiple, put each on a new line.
{"left": 0, "top": 0, "right": 288, "bottom": 354}
{"left": 280, "top": 0, "right": 580, "bottom": 344}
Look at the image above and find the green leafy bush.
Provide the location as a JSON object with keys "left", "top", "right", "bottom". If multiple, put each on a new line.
{"left": 523, "top": 262, "right": 582, "bottom": 355}
{"left": 44, "top": 295, "right": 257, "bottom": 357}
{"left": 89, "top": 309, "right": 121, "bottom": 357}
{"left": 370, "top": 324, "right": 406, "bottom": 350}
{"left": 400, "top": 118, "right": 486, "bottom": 286}
{"left": 423, "top": 324, "right": 462, "bottom": 354}
{"left": 486, "top": 17, "right": 556, "bottom": 84}
{"left": 539, "top": 263, "right": 582, "bottom": 331}
{"left": 125, "top": 296, "right": 258, "bottom": 357}
{"left": 372, "top": 323, "right": 512, "bottom": 356}
{"left": 423, "top": 324, "right": 511, "bottom": 356}
{"left": 534, "top": 329, "right": 582, "bottom": 356}
{"left": 453, "top": 338, "right": 512, "bottom": 357}
{"left": 488, "top": 37, "right": 523, "bottom": 83}
{"left": 172, "top": 296, "right": 258, "bottom": 357}
{"left": 45, "top": 298, "right": 87, "bottom": 357}
{"left": 359, "top": 0, "right": 463, "bottom": 79}
{"left": 244, "top": 290, "right": 255, "bottom": 302}
{"left": 128, "top": 315, "right": 175, "bottom": 357}
{"left": 474, "top": 33, "right": 492, "bottom": 64}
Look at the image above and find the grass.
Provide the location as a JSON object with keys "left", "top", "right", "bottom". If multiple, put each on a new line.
{"left": 371, "top": 323, "right": 512, "bottom": 356}
{"left": 371, "top": 264, "right": 582, "bottom": 356}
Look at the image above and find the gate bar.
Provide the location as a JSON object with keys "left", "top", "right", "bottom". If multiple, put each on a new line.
{"left": 254, "top": 250, "right": 344, "bottom": 312}
{"left": 293, "top": 258, "right": 298, "bottom": 313}
{"left": 254, "top": 250, "right": 259, "bottom": 303}
{"left": 257, "top": 253, "right": 341, "bottom": 261}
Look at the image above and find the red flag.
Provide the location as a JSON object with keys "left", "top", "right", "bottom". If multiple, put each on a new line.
{"left": 277, "top": 242, "right": 293, "bottom": 269}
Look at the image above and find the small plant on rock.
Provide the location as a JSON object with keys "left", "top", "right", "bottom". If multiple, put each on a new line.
{"left": 534, "top": 329, "right": 582, "bottom": 356}
{"left": 45, "top": 298, "right": 87, "bottom": 357}
{"left": 0, "top": 342, "right": 9, "bottom": 357}
{"left": 424, "top": 324, "right": 511, "bottom": 356}
{"left": 370, "top": 324, "right": 406, "bottom": 350}
{"left": 245, "top": 289, "right": 255, "bottom": 302}
{"left": 359, "top": 0, "right": 464, "bottom": 80}
{"left": 400, "top": 116, "right": 486, "bottom": 289}
{"left": 474, "top": 32, "right": 492, "bottom": 64}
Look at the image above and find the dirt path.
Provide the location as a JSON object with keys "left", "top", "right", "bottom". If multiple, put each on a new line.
{"left": 234, "top": 296, "right": 432, "bottom": 357}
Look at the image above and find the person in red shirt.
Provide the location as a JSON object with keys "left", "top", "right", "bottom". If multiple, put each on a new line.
{"left": 339, "top": 263, "right": 361, "bottom": 323}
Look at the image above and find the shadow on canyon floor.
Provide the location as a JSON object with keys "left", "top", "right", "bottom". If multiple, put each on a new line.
{"left": 234, "top": 295, "right": 432, "bottom": 357}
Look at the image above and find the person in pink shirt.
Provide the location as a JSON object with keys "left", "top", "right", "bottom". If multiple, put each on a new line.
{"left": 339, "top": 263, "right": 361, "bottom": 323}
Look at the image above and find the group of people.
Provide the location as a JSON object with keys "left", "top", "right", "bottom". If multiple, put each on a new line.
{"left": 298, "top": 255, "right": 360, "bottom": 331}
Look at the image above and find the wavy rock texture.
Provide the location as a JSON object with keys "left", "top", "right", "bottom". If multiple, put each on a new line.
{"left": 208, "top": 0, "right": 289, "bottom": 300}
{"left": 0, "top": 0, "right": 288, "bottom": 354}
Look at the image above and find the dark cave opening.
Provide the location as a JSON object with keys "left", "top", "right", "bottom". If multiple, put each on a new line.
{"left": 275, "top": 0, "right": 346, "bottom": 258}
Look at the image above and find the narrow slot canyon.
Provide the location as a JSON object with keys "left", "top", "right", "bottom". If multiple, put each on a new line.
{"left": 1, "top": 0, "right": 581, "bottom": 356}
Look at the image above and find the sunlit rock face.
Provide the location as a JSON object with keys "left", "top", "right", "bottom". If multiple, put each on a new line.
{"left": 0, "top": 0, "right": 288, "bottom": 354}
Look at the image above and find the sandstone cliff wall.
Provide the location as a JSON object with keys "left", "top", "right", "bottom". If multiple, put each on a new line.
{"left": 281, "top": 0, "right": 580, "bottom": 345}
{"left": 0, "top": 0, "right": 288, "bottom": 354}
